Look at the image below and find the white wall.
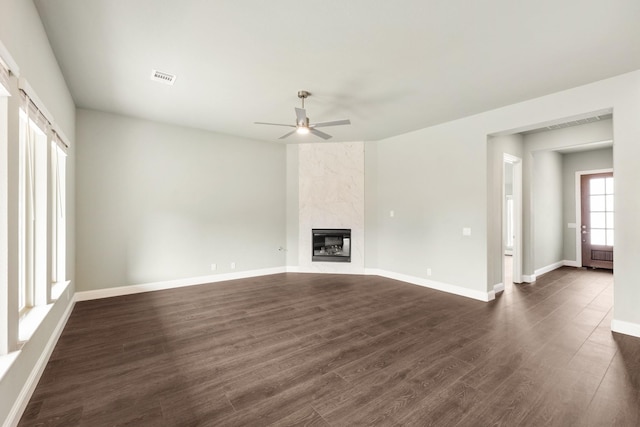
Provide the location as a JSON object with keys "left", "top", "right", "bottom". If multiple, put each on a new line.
{"left": 296, "top": 141, "right": 365, "bottom": 273}
{"left": 285, "top": 145, "right": 299, "bottom": 267}
{"left": 76, "top": 109, "right": 286, "bottom": 291}
{"left": 487, "top": 134, "right": 523, "bottom": 288}
{"left": 532, "top": 150, "right": 564, "bottom": 270}
{"left": 522, "top": 119, "right": 613, "bottom": 273}
{"left": 370, "top": 71, "right": 640, "bottom": 332}
{"left": 0, "top": 0, "right": 76, "bottom": 424}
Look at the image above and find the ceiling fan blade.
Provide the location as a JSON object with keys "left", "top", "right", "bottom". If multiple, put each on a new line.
{"left": 254, "top": 122, "right": 295, "bottom": 127}
{"left": 312, "top": 119, "right": 351, "bottom": 128}
{"left": 310, "top": 128, "right": 332, "bottom": 140}
{"left": 295, "top": 108, "right": 307, "bottom": 124}
{"left": 278, "top": 129, "right": 297, "bottom": 139}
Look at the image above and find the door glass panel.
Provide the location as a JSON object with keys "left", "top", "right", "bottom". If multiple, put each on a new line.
{"left": 606, "top": 212, "right": 614, "bottom": 228}
{"left": 591, "top": 229, "right": 606, "bottom": 245}
{"left": 588, "top": 176, "right": 614, "bottom": 248}
{"left": 590, "top": 195, "right": 605, "bottom": 211}
{"left": 605, "top": 195, "right": 614, "bottom": 211}
{"left": 605, "top": 177, "right": 614, "bottom": 193}
{"left": 591, "top": 213, "right": 606, "bottom": 228}
{"left": 590, "top": 178, "right": 605, "bottom": 195}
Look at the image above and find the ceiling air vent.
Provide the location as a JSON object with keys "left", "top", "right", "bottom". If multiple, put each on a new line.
{"left": 150, "top": 69, "right": 176, "bottom": 85}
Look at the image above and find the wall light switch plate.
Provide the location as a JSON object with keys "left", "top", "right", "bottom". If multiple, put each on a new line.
{"left": 463, "top": 227, "right": 471, "bottom": 236}
{"left": 390, "top": 210, "right": 395, "bottom": 218}
{"left": 230, "top": 262, "right": 236, "bottom": 269}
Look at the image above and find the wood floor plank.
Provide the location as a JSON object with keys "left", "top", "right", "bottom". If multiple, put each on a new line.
{"left": 17, "top": 268, "right": 640, "bottom": 426}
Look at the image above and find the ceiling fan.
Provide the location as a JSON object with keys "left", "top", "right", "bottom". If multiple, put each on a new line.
{"left": 254, "top": 91, "right": 351, "bottom": 140}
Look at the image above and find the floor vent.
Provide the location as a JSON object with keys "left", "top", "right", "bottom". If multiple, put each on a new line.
{"left": 150, "top": 70, "right": 176, "bottom": 85}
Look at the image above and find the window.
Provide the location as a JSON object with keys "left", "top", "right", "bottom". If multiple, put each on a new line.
{"left": 18, "top": 94, "right": 50, "bottom": 315}
{"left": 51, "top": 134, "right": 67, "bottom": 287}
{"left": 589, "top": 176, "right": 614, "bottom": 246}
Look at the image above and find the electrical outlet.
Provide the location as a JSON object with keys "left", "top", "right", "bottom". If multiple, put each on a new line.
{"left": 427, "top": 268, "right": 432, "bottom": 276}
{"left": 210, "top": 263, "right": 217, "bottom": 271}
{"left": 230, "top": 262, "right": 236, "bottom": 269}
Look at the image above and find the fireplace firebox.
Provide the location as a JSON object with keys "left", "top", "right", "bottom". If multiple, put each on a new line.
{"left": 312, "top": 229, "right": 351, "bottom": 262}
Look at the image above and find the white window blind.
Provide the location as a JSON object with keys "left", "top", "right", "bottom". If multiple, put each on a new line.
{"left": 18, "top": 91, "right": 50, "bottom": 313}
{"left": 51, "top": 132, "right": 67, "bottom": 284}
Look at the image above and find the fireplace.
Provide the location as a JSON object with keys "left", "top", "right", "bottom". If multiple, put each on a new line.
{"left": 312, "top": 229, "right": 351, "bottom": 262}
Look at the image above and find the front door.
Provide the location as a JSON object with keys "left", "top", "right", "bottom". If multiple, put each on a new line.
{"left": 581, "top": 172, "right": 614, "bottom": 269}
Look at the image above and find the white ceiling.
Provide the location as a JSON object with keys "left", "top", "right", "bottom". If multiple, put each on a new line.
{"left": 34, "top": 0, "right": 640, "bottom": 143}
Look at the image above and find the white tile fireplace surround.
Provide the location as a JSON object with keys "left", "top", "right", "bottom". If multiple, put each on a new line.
{"left": 298, "top": 141, "right": 365, "bottom": 273}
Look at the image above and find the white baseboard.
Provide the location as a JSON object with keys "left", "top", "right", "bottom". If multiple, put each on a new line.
{"left": 5, "top": 298, "right": 75, "bottom": 427}
{"left": 563, "top": 260, "right": 581, "bottom": 268}
{"left": 535, "top": 261, "right": 565, "bottom": 277}
{"left": 76, "top": 266, "right": 492, "bottom": 303}
{"left": 523, "top": 260, "right": 580, "bottom": 284}
{"left": 364, "top": 268, "right": 494, "bottom": 302}
{"left": 75, "top": 267, "right": 287, "bottom": 302}
{"left": 493, "top": 283, "right": 505, "bottom": 294}
{"left": 611, "top": 319, "right": 640, "bottom": 339}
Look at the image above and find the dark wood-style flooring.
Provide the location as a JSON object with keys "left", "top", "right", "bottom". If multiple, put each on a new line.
{"left": 18, "top": 266, "right": 640, "bottom": 426}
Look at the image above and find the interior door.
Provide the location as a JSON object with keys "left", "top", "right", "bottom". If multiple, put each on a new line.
{"left": 581, "top": 172, "right": 613, "bottom": 269}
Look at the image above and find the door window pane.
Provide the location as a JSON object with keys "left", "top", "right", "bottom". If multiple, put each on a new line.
{"left": 605, "top": 195, "right": 614, "bottom": 211}
{"left": 605, "top": 177, "right": 614, "bottom": 194}
{"left": 590, "top": 178, "right": 605, "bottom": 195}
{"left": 590, "top": 195, "right": 605, "bottom": 212}
{"left": 591, "top": 213, "right": 606, "bottom": 228}
{"left": 606, "top": 230, "right": 614, "bottom": 246}
{"left": 606, "top": 212, "right": 614, "bottom": 229}
{"left": 591, "top": 229, "right": 606, "bottom": 245}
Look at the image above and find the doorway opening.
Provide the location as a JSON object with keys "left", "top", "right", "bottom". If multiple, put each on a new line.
{"left": 503, "top": 154, "right": 522, "bottom": 284}
{"left": 577, "top": 170, "right": 614, "bottom": 269}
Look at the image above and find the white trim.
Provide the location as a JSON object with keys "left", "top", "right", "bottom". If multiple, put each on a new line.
{"left": 493, "top": 283, "right": 505, "bottom": 294}
{"left": 0, "top": 40, "right": 20, "bottom": 76}
{"left": 4, "top": 299, "right": 75, "bottom": 427}
{"left": 503, "top": 153, "right": 523, "bottom": 284}
{"left": 286, "top": 266, "right": 365, "bottom": 275}
{"left": 74, "top": 267, "right": 287, "bottom": 302}
{"left": 17, "top": 78, "right": 53, "bottom": 127}
{"left": 364, "top": 268, "right": 494, "bottom": 302}
{"left": 534, "top": 261, "right": 565, "bottom": 277}
{"left": 51, "top": 126, "right": 71, "bottom": 149}
{"left": 522, "top": 260, "right": 580, "bottom": 281}
{"left": 611, "top": 319, "right": 640, "bottom": 339}
{"left": 563, "top": 260, "right": 580, "bottom": 268}
{"left": 575, "top": 168, "right": 614, "bottom": 268}
{"left": 0, "top": 352, "right": 19, "bottom": 383}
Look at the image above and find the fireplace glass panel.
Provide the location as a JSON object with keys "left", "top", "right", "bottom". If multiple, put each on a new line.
{"left": 312, "top": 229, "right": 351, "bottom": 262}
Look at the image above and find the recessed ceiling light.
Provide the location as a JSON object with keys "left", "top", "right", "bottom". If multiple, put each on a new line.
{"left": 150, "top": 69, "right": 176, "bottom": 85}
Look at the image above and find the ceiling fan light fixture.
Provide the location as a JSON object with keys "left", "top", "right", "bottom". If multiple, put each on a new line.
{"left": 254, "top": 90, "right": 350, "bottom": 140}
